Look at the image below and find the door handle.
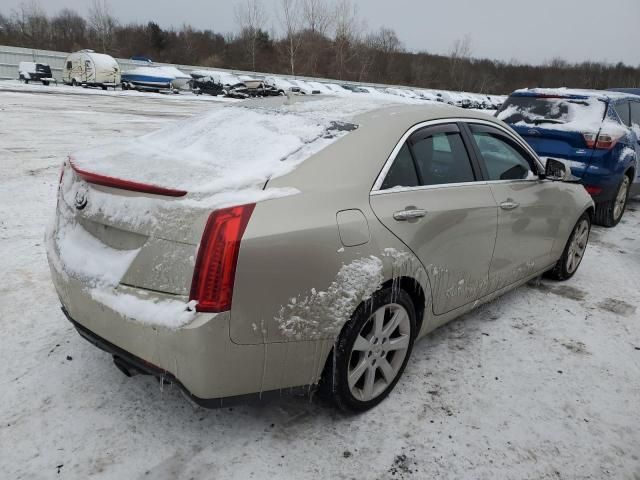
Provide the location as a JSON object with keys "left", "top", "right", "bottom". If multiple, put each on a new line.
{"left": 500, "top": 200, "right": 520, "bottom": 211}
{"left": 393, "top": 208, "right": 427, "bottom": 221}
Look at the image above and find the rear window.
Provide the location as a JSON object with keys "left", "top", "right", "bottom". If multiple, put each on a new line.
{"left": 497, "top": 96, "right": 606, "bottom": 129}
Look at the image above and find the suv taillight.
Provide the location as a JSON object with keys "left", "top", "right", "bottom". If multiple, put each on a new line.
{"left": 583, "top": 130, "right": 623, "bottom": 150}
{"left": 189, "top": 204, "right": 255, "bottom": 313}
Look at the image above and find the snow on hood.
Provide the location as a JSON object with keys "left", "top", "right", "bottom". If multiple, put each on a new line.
{"left": 71, "top": 97, "right": 410, "bottom": 199}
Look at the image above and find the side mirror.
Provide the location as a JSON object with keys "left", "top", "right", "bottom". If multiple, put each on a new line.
{"left": 543, "top": 157, "right": 577, "bottom": 182}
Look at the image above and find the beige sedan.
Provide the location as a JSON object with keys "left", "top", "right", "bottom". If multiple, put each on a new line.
{"left": 47, "top": 97, "right": 594, "bottom": 411}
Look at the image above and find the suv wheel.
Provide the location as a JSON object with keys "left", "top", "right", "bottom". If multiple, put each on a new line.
{"left": 594, "top": 175, "right": 630, "bottom": 227}
{"left": 322, "top": 288, "right": 416, "bottom": 412}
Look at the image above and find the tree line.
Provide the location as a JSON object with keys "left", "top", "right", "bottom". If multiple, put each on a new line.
{"left": 1, "top": 0, "right": 638, "bottom": 94}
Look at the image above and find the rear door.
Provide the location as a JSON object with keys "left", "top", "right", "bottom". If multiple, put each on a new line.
{"left": 465, "top": 123, "right": 563, "bottom": 290}
{"left": 370, "top": 122, "right": 498, "bottom": 315}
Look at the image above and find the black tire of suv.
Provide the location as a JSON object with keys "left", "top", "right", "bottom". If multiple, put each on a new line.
{"left": 321, "top": 287, "right": 416, "bottom": 412}
{"left": 593, "top": 174, "right": 631, "bottom": 228}
{"left": 545, "top": 212, "right": 591, "bottom": 281}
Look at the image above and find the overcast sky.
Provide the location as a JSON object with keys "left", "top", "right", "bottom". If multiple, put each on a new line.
{"left": 3, "top": 0, "right": 639, "bottom": 66}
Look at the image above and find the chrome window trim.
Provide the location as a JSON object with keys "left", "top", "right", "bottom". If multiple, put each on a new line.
{"left": 371, "top": 117, "right": 545, "bottom": 193}
{"left": 370, "top": 180, "right": 488, "bottom": 196}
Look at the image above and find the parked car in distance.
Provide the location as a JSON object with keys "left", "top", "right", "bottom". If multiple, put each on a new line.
{"left": 48, "top": 97, "right": 594, "bottom": 412}
{"left": 289, "top": 79, "right": 321, "bottom": 94}
{"left": 63, "top": 50, "right": 120, "bottom": 90}
{"left": 341, "top": 84, "right": 368, "bottom": 93}
{"left": 18, "top": 62, "right": 55, "bottom": 85}
{"left": 264, "top": 76, "right": 301, "bottom": 95}
{"left": 497, "top": 88, "right": 639, "bottom": 226}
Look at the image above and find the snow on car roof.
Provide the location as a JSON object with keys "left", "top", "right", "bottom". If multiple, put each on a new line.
{"left": 512, "top": 87, "right": 632, "bottom": 102}
{"left": 70, "top": 96, "right": 429, "bottom": 199}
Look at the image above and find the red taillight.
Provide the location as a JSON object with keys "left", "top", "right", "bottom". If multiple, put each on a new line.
{"left": 189, "top": 204, "right": 255, "bottom": 313}
{"left": 583, "top": 133, "right": 597, "bottom": 149}
{"left": 69, "top": 160, "right": 187, "bottom": 197}
{"left": 584, "top": 185, "right": 603, "bottom": 195}
{"left": 583, "top": 131, "right": 622, "bottom": 150}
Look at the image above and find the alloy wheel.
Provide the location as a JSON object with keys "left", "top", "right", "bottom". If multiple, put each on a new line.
{"left": 566, "top": 218, "right": 589, "bottom": 274}
{"left": 347, "top": 303, "right": 411, "bottom": 402}
{"left": 613, "top": 176, "right": 630, "bottom": 222}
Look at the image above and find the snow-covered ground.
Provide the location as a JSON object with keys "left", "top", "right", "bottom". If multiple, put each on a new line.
{"left": 1, "top": 87, "right": 639, "bottom": 479}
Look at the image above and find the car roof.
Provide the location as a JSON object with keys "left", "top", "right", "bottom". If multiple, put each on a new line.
{"left": 511, "top": 87, "right": 633, "bottom": 102}
{"left": 240, "top": 94, "right": 497, "bottom": 128}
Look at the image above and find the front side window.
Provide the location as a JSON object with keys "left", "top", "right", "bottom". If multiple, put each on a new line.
{"left": 470, "top": 126, "right": 534, "bottom": 181}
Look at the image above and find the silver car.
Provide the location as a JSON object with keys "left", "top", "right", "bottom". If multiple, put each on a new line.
{"left": 47, "top": 97, "right": 594, "bottom": 411}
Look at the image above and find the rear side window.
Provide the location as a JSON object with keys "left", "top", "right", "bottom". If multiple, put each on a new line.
{"left": 66, "top": 61, "right": 72, "bottom": 69}
{"left": 410, "top": 132, "right": 475, "bottom": 185}
{"left": 497, "top": 95, "right": 606, "bottom": 128}
{"left": 380, "top": 144, "right": 419, "bottom": 190}
{"left": 380, "top": 125, "right": 476, "bottom": 190}
{"left": 614, "top": 102, "right": 631, "bottom": 126}
{"left": 470, "top": 128, "right": 534, "bottom": 181}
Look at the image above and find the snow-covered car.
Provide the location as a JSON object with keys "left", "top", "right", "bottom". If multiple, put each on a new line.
{"left": 47, "top": 96, "right": 594, "bottom": 412}
{"left": 18, "top": 62, "right": 55, "bottom": 85}
{"left": 341, "top": 84, "right": 368, "bottom": 93}
{"left": 264, "top": 76, "right": 301, "bottom": 95}
{"left": 289, "top": 79, "right": 321, "bottom": 94}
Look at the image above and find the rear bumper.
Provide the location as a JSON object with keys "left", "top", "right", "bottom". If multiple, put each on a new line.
{"left": 47, "top": 237, "right": 328, "bottom": 406}
{"left": 61, "top": 307, "right": 309, "bottom": 408}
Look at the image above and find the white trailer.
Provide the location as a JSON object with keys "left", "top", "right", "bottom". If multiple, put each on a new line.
{"left": 62, "top": 50, "right": 120, "bottom": 89}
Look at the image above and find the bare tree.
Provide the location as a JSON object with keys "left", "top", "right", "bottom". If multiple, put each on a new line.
{"left": 234, "top": 0, "right": 267, "bottom": 71}
{"left": 302, "top": 0, "right": 332, "bottom": 36}
{"left": 449, "top": 34, "right": 472, "bottom": 90}
{"left": 51, "top": 8, "right": 86, "bottom": 51}
{"left": 12, "top": 1, "right": 49, "bottom": 47}
{"left": 277, "top": 0, "right": 304, "bottom": 75}
{"left": 87, "top": 0, "right": 117, "bottom": 52}
{"left": 332, "top": 0, "right": 361, "bottom": 79}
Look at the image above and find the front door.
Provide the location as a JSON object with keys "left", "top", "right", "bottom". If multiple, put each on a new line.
{"left": 370, "top": 123, "right": 498, "bottom": 315}
{"left": 465, "top": 123, "right": 563, "bottom": 291}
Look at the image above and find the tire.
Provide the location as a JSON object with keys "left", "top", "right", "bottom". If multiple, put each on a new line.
{"left": 101, "top": 85, "right": 107, "bottom": 91}
{"left": 546, "top": 212, "right": 591, "bottom": 281}
{"left": 42, "top": 81, "right": 49, "bottom": 86}
{"left": 322, "top": 287, "right": 416, "bottom": 412}
{"left": 593, "top": 174, "right": 631, "bottom": 227}
{"left": 71, "top": 79, "right": 77, "bottom": 87}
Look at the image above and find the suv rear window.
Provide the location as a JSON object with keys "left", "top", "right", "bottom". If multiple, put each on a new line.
{"left": 497, "top": 96, "right": 606, "bottom": 129}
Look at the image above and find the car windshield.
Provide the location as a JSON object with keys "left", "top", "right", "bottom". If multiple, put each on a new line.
{"left": 497, "top": 95, "right": 606, "bottom": 127}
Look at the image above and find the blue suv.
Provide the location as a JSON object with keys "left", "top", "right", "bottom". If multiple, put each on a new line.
{"left": 497, "top": 89, "right": 639, "bottom": 227}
